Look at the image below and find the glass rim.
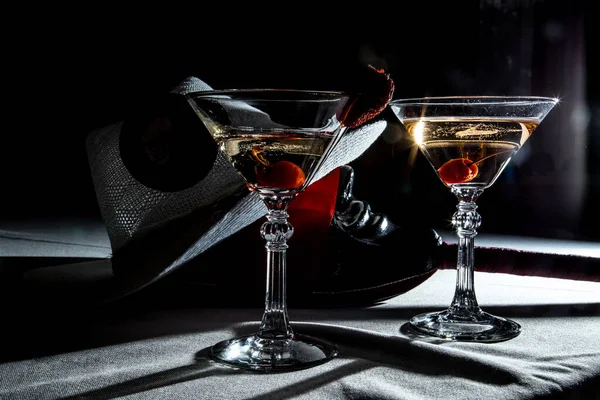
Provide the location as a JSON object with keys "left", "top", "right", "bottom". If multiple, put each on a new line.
{"left": 389, "top": 95, "right": 560, "bottom": 106}
{"left": 185, "top": 88, "right": 349, "bottom": 100}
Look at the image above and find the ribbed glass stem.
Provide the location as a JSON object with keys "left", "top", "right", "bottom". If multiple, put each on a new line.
{"left": 257, "top": 195, "right": 295, "bottom": 339}
{"left": 449, "top": 187, "right": 484, "bottom": 315}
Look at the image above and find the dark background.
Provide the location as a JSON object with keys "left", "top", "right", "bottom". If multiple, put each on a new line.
{"left": 2, "top": 0, "right": 598, "bottom": 241}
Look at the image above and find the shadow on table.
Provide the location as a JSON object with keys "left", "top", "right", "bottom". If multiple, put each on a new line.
{"left": 57, "top": 348, "right": 238, "bottom": 400}
{"left": 57, "top": 320, "right": 514, "bottom": 400}
{"left": 229, "top": 323, "right": 520, "bottom": 386}
{"left": 59, "top": 345, "right": 375, "bottom": 400}
{"left": 15, "top": 316, "right": 600, "bottom": 400}
{"left": 57, "top": 319, "right": 517, "bottom": 399}
{"left": 3, "top": 302, "right": 598, "bottom": 364}
{"left": 240, "top": 360, "right": 375, "bottom": 400}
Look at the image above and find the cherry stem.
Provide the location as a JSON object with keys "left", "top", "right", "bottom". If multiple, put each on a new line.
{"left": 470, "top": 149, "right": 514, "bottom": 166}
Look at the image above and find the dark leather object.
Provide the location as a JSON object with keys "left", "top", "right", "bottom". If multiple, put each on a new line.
{"left": 142, "top": 165, "right": 443, "bottom": 308}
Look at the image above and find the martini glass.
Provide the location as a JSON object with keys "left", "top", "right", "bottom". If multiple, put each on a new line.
{"left": 187, "top": 89, "right": 350, "bottom": 371}
{"left": 389, "top": 96, "right": 558, "bottom": 342}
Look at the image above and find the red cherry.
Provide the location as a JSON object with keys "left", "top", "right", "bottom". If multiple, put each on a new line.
{"left": 437, "top": 158, "right": 479, "bottom": 185}
{"left": 256, "top": 161, "right": 306, "bottom": 189}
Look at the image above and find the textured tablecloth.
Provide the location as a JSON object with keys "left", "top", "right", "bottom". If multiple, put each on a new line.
{"left": 1, "top": 269, "right": 599, "bottom": 400}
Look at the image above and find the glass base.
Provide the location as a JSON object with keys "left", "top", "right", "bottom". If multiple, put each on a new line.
{"left": 408, "top": 308, "right": 521, "bottom": 342}
{"left": 209, "top": 333, "right": 338, "bottom": 372}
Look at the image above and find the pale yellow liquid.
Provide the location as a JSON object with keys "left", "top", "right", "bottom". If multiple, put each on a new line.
{"left": 403, "top": 118, "right": 538, "bottom": 187}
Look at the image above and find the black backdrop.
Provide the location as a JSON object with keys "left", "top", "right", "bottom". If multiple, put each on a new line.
{"left": 3, "top": 0, "right": 598, "bottom": 241}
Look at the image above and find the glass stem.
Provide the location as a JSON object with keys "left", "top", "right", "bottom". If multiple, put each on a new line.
{"left": 258, "top": 195, "right": 295, "bottom": 340}
{"left": 449, "top": 187, "right": 484, "bottom": 315}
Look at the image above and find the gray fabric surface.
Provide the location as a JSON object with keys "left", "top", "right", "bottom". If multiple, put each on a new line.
{"left": 1, "top": 270, "right": 599, "bottom": 399}
{"left": 437, "top": 230, "right": 600, "bottom": 258}
{"left": 0, "top": 218, "right": 111, "bottom": 258}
